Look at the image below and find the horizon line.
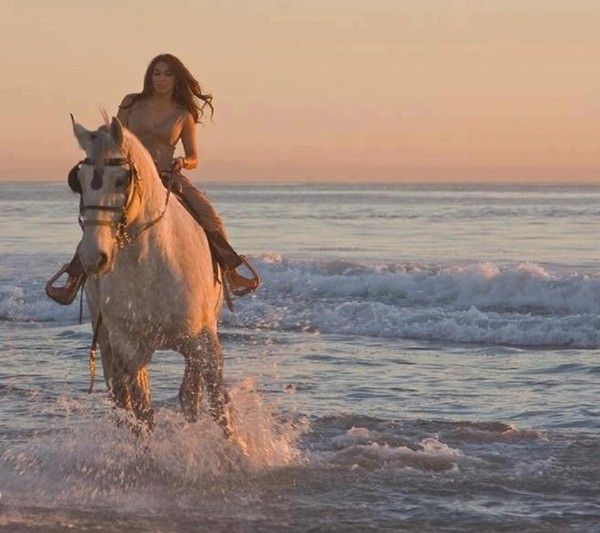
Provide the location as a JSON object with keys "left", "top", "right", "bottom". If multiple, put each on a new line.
{"left": 3, "top": 178, "right": 600, "bottom": 186}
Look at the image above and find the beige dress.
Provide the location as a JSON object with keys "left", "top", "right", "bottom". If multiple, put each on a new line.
{"left": 122, "top": 99, "right": 242, "bottom": 270}
{"left": 126, "top": 100, "right": 186, "bottom": 173}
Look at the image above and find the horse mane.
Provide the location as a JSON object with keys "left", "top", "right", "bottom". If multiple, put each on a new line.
{"left": 122, "top": 129, "right": 160, "bottom": 183}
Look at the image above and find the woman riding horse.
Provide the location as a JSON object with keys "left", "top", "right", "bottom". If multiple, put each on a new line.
{"left": 46, "top": 53, "right": 259, "bottom": 304}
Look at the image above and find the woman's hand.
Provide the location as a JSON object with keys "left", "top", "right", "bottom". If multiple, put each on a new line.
{"left": 170, "top": 157, "right": 187, "bottom": 172}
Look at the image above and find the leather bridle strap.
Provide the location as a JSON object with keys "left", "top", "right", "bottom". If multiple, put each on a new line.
{"left": 83, "top": 205, "right": 123, "bottom": 212}
{"left": 75, "top": 155, "right": 172, "bottom": 249}
{"left": 78, "top": 156, "right": 138, "bottom": 231}
{"left": 82, "top": 157, "right": 129, "bottom": 166}
{"left": 120, "top": 169, "right": 174, "bottom": 243}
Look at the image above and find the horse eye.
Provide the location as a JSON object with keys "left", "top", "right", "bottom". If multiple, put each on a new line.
{"left": 115, "top": 177, "right": 127, "bottom": 188}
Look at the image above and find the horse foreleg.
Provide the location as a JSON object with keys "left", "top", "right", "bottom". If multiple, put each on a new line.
{"left": 108, "top": 365, "right": 153, "bottom": 432}
{"left": 127, "top": 366, "right": 154, "bottom": 429}
{"left": 109, "top": 372, "right": 132, "bottom": 409}
{"left": 179, "top": 357, "right": 203, "bottom": 422}
{"left": 200, "top": 331, "right": 249, "bottom": 455}
{"left": 199, "top": 329, "right": 234, "bottom": 438}
{"left": 181, "top": 330, "right": 247, "bottom": 452}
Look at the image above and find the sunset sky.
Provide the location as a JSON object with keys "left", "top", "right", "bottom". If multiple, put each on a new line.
{"left": 2, "top": 1, "right": 600, "bottom": 182}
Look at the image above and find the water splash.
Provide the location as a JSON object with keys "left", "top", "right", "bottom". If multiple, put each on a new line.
{"left": 0, "top": 379, "right": 307, "bottom": 514}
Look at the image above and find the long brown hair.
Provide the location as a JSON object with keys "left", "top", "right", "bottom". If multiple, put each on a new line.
{"left": 122, "top": 54, "right": 214, "bottom": 123}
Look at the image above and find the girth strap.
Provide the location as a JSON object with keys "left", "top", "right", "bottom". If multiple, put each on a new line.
{"left": 82, "top": 205, "right": 123, "bottom": 212}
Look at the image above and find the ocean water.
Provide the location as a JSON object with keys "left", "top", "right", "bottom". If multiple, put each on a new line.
{"left": 1, "top": 181, "right": 599, "bottom": 531}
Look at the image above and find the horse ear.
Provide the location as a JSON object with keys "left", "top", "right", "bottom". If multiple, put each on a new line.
{"left": 109, "top": 116, "right": 124, "bottom": 147}
{"left": 71, "top": 114, "right": 92, "bottom": 150}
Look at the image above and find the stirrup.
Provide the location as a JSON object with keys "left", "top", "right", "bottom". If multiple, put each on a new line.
{"left": 45, "top": 264, "right": 85, "bottom": 306}
{"left": 227, "top": 256, "right": 261, "bottom": 297}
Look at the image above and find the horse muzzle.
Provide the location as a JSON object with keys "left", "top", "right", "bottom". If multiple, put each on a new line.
{"left": 79, "top": 246, "right": 115, "bottom": 276}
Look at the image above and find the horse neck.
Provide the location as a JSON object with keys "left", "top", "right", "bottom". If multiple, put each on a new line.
{"left": 130, "top": 151, "right": 168, "bottom": 226}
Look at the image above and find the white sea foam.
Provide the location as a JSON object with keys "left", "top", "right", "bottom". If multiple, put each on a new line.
{"left": 0, "top": 282, "right": 80, "bottom": 323}
{"left": 223, "top": 257, "right": 600, "bottom": 348}
{"left": 5, "top": 257, "right": 600, "bottom": 348}
{"left": 326, "top": 427, "right": 463, "bottom": 473}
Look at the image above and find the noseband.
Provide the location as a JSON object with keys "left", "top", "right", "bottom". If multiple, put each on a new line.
{"left": 71, "top": 155, "right": 172, "bottom": 249}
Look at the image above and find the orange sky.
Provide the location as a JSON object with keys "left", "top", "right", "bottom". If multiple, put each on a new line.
{"left": 2, "top": 1, "right": 600, "bottom": 182}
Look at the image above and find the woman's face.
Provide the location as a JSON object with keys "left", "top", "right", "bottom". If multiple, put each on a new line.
{"left": 151, "top": 61, "right": 176, "bottom": 96}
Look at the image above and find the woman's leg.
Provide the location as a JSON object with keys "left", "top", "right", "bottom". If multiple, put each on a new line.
{"left": 169, "top": 173, "right": 259, "bottom": 294}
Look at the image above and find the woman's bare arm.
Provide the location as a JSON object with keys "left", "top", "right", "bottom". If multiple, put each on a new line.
{"left": 116, "top": 94, "right": 135, "bottom": 127}
{"left": 180, "top": 112, "right": 198, "bottom": 170}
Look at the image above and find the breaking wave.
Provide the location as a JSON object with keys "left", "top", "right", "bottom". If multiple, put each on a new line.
{"left": 4, "top": 256, "right": 600, "bottom": 348}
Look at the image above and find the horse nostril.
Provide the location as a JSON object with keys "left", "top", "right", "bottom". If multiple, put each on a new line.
{"left": 96, "top": 252, "right": 109, "bottom": 271}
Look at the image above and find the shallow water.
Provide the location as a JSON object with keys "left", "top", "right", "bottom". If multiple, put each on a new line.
{"left": 1, "top": 182, "right": 599, "bottom": 531}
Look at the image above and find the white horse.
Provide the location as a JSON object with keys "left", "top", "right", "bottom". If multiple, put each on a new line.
{"left": 71, "top": 116, "right": 235, "bottom": 439}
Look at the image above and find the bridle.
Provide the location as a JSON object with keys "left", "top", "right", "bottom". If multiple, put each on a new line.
{"left": 72, "top": 154, "right": 172, "bottom": 249}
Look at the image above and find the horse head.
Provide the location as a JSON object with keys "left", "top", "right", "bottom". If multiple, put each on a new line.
{"left": 70, "top": 115, "right": 144, "bottom": 276}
